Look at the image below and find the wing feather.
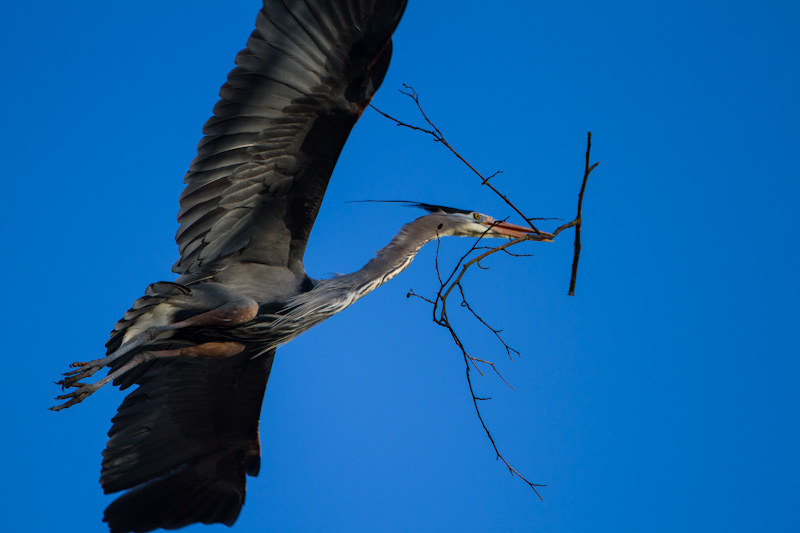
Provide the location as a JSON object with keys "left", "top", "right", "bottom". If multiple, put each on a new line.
{"left": 102, "top": 350, "right": 275, "bottom": 532}
{"left": 174, "top": 0, "right": 407, "bottom": 275}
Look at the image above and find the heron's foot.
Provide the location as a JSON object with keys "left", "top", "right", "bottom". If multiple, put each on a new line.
{"left": 57, "top": 358, "right": 112, "bottom": 390}
{"left": 54, "top": 324, "right": 177, "bottom": 392}
{"left": 53, "top": 321, "right": 184, "bottom": 393}
{"left": 50, "top": 342, "right": 246, "bottom": 411}
{"left": 50, "top": 349, "right": 150, "bottom": 411}
{"left": 50, "top": 379, "right": 108, "bottom": 411}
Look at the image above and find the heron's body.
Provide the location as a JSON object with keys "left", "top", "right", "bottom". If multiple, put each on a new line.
{"left": 53, "top": 2, "right": 552, "bottom": 532}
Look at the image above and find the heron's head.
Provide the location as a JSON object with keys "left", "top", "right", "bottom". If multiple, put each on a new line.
{"left": 429, "top": 210, "right": 554, "bottom": 241}
{"left": 351, "top": 201, "right": 554, "bottom": 242}
{"left": 399, "top": 203, "right": 553, "bottom": 241}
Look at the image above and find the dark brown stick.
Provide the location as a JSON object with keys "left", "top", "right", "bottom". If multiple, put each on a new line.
{"left": 550, "top": 132, "right": 598, "bottom": 295}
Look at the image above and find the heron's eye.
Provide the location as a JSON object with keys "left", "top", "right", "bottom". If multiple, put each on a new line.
{"left": 473, "top": 212, "right": 481, "bottom": 221}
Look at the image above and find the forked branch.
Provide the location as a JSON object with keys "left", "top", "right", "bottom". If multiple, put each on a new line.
{"left": 377, "top": 86, "right": 600, "bottom": 499}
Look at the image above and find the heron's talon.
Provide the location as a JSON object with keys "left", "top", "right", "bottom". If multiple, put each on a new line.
{"left": 51, "top": 382, "right": 98, "bottom": 410}
{"left": 58, "top": 375, "right": 83, "bottom": 389}
{"left": 57, "top": 360, "right": 106, "bottom": 390}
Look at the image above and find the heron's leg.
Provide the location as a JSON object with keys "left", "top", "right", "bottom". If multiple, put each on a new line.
{"left": 58, "top": 299, "right": 259, "bottom": 388}
{"left": 170, "top": 299, "right": 260, "bottom": 329}
{"left": 51, "top": 341, "right": 245, "bottom": 411}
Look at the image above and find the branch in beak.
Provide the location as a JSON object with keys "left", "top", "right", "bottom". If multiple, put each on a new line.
{"left": 487, "top": 221, "right": 554, "bottom": 241}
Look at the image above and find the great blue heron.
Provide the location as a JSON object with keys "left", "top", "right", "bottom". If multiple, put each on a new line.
{"left": 53, "top": 1, "right": 553, "bottom": 531}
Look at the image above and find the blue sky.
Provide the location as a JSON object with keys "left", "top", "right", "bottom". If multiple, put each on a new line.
{"left": 3, "top": 1, "right": 799, "bottom": 531}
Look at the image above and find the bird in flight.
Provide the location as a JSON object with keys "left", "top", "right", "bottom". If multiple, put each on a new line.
{"left": 53, "top": 1, "right": 553, "bottom": 531}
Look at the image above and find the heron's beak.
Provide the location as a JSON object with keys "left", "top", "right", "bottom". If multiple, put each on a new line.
{"left": 487, "top": 221, "right": 554, "bottom": 241}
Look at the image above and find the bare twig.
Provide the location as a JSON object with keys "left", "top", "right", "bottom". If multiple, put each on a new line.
{"left": 406, "top": 289, "right": 435, "bottom": 305}
{"left": 370, "top": 85, "right": 542, "bottom": 234}
{"left": 439, "top": 300, "right": 545, "bottom": 497}
{"left": 457, "top": 284, "right": 520, "bottom": 361}
{"left": 419, "top": 234, "right": 546, "bottom": 495}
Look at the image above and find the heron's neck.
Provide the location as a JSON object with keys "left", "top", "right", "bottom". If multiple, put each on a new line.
{"left": 343, "top": 216, "right": 444, "bottom": 298}
{"left": 269, "top": 216, "right": 446, "bottom": 346}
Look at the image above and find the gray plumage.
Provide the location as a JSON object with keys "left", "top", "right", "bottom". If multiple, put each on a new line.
{"left": 52, "top": 2, "right": 552, "bottom": 532}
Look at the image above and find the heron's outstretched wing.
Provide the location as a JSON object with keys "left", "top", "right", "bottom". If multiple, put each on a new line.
{"left": 174, "top": 0, "right": 407, "bottom": 276}
{"left": 101, "top": 349, "right": 274, "bottom": 532}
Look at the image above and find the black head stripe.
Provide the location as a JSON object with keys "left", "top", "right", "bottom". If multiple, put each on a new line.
{"left": 345, "top": 200, "right": 473, "bottom": 215}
